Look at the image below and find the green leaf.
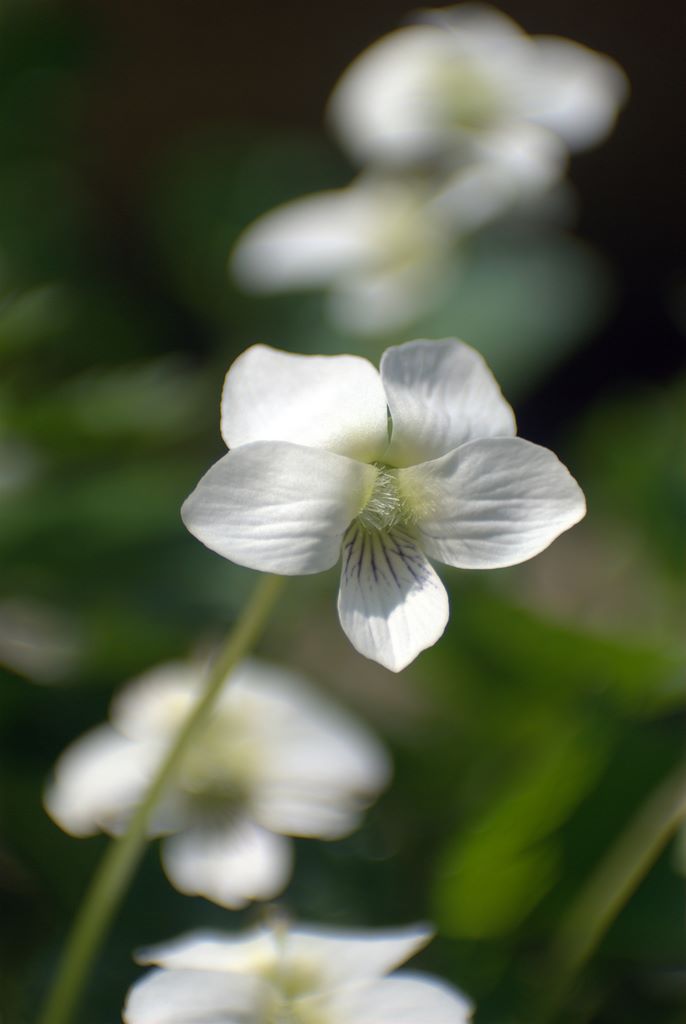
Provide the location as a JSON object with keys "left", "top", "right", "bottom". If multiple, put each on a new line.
{"left": 433, "top": 719, "right": 609, "bottom": 937}
{"left": 447, "top": 585, "right": 686, "bottom": 716}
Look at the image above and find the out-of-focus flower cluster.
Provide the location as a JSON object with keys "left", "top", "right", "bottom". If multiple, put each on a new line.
{"left": 230, "top": 4, "right": 628, "bottom": 334}
{"left": 45, "top": 656, "right": 473, "bottom": 1016}
{"left": 46, "top": 658, "right": 390, "bottom": 908}
{"left": 124, "top": 920, "right": 473, "bottom": 1024}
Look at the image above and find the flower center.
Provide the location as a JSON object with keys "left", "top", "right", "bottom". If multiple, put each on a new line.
{"left": 265, "top": 1001, "right": 327, "bottom": 1024}
{"left": 176, "top": 713, "right": 255, "bottom": 805}
{"left": 262, "top": 961, "right": 328, "bottom": 1024}
{"left": 434, "top": 59, "right": 504, "bottom": 130}
{"left": 357, "top": 463, "right": 414, "bottom": 533}
{"left": 372, "top": 188, "right": 443, "bottom": 273}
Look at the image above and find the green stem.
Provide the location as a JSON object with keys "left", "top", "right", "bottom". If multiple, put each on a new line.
{"left": 541, "top": 754, "right": 686, "bottom": 1021}
{"left": 37, "top": 573, "right": 285, "bottom": 1024}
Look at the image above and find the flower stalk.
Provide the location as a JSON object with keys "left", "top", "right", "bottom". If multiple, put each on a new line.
{"left": 37, "top": 572, "right": 285, "bottom": 1024}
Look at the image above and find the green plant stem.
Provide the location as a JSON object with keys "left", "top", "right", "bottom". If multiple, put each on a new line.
{"left": 540, "top": 754, "right": 686, "bottom": 1021}
{"left": 37, "top": 573, "right": 285, "bottom": 1024}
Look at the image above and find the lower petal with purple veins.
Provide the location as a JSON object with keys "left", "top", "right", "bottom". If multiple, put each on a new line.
{"left": 337, "top": 525, "right": 449, "bottom": 672}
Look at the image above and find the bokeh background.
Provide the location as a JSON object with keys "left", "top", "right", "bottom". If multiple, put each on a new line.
{"left": 1, "top": 0, "right": 685, "bottom": 1021}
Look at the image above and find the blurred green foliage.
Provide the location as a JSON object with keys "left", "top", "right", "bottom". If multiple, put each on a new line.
{"left": 0, "top": 4, "right": 684, "bottom": 1024}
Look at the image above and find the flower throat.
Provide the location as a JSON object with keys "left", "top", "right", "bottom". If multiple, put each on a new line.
{"left": 357, "top": 463, "right": 414, "bottom": 533}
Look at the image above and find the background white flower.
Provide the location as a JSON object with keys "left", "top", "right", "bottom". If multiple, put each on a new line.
{"left": 44, "top": 658, "right": 390, "bottom": 908}
{"left": 181, "top": 339, "right": 586, "bottom": 672}
{"left": 230, "top": 175, "right": 454, "bottom": 335}
{"left": 327, "top": 4, "right": 628, "bottom": 169}
{"left": 229, "top": 157, "right": 567, "bottom": 335}
{"left": 124, "top": 919, "right": 474, "bottom": 1024}
{"left": 229, "top": 7, "right": 627, "bottom": 335}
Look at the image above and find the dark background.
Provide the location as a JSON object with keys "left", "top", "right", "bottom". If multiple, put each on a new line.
{"left": 67, "top": 0, "right": 685, "bottom": 412}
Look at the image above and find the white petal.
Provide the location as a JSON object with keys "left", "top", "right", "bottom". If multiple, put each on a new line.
{"left": 182, "top": 442, "right": 376, "bottom": 575}
{"left": 221, "top": 662, "right": 390, "bottom": 793}
{"left": 470, "top": 120, "right": 565, "bottom": 194}
{"left": 332, "top": 973, "right": 473, "bottom": 1024}
{"left": 328, "top": 259, "right": 445, "bottom": 337}
{"left": 381, "top": 339, "right": 515, "bottom": 467}
{"left": 526, "top": 36, "right": 629, "bottom": 150}
{"left": 431, "top": 124, "right": 567, "bottom": 233}
{"left": 227, "top": 661, "right": 390, "bottom": 789}
{"left": 137, "top": 922, "right": 433, "bottom": 989}
{"left": 250, "top": 704, "right": 391, "bottom": 839}
{"left": 337, "top": 525, "right": 449, "bottom": 672}
{"left": 161, "top": 816, "right": 292, "bottom": 908}
{"left": 253, "top": 739, "right": 390, "bottom": 838}
{"left": 136, "top": 927, "right": 275, "bottom": 972}
{"left": 44, "top": 725, "right": 154, "bottom": 837}
{"left": 231, "top": 190, "right": 387, "bottom": 290}
{"left": 253, "top": 788, "right": 370, "bottom": 839}
{"left": 423, "top": 4, "right": 529, "bottom": 49}
{"left": 220, "top": 344, "right": 389, "bottom": 461}
{"left": 286, "top": 923, "right": 434, "bottom": 984}
{"left": 327, "top": 26, "right": 470, "bottom": 164}
{"left": 123, "top": 966, "right": 263, "bottom": 1024}
{"left": 111, "top": 661, "right": 200, "bottom": 740}
{"left": 400, "top": 437, "right": 586, "bottom": 569}
{"left": 226, "top": 663, "right": 391, "bottom": 838}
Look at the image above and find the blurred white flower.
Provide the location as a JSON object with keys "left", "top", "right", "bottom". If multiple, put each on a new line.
{"left": 181, "top": 339, "right": 586, "bottom": 672}
{"left": 230, "top": 152, "right": 565, "bottom": 336}
{"left": 45, "top": 658, "right": 390, "bottom": 908}
{"left": 327, "top": 4, "right": 628, "bottom": 168}
{"left": 231, "top": 175, "right": 454, "bottom": 335}
{"left": 124, "top": 919, "right": 473, "bottom": 1024}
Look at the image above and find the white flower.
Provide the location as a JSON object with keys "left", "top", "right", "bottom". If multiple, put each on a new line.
{"left": 44, "top": 659, "right": 390, "bottom": 908}
{"left": 327, "top": 4, "right": 628, "bottom": 168}
{"left": 229, "top": 153, "right": 566, "bottom": 336}
{"left": 181, "top": 339, "right": 586, "bottom": 672}
{"left": 123, "top": 919, "right": 473, "bottom": 1024}
{"left": 230, "top": 175, "right": 455, "bottom": 335}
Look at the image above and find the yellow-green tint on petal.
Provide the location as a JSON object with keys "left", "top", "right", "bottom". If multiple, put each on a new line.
{"left": 433, "top": 58, "right": 506, "bottom": 130}
{"left": 356, "top": 463, "right": 421, "bottom": 533}
{"left": 175, "top": 712, "right": 257, "bottom": 804}
{"left": 396, "top": 464, "right": 438, "bottom": 523}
